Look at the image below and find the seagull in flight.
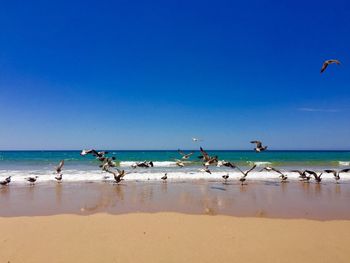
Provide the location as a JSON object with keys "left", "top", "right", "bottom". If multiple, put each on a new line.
{"left": 178, "top": 149, "right": 194, "bottom": 160}
{"left": 320, "top": 59, "right": 341, "bottom": 74}
{"left": 324, "top": 169, "right": 350, "bottom": 183}
{"left": 250, "top": 141, "right": 268, "bottom": 152}
{"left": 192, "top": 138, "right": 203, "bottom": 142}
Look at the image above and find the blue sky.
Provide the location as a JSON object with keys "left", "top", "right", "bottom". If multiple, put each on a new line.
{"left": 0, "top": 0, "right": 349, "bottom": 150}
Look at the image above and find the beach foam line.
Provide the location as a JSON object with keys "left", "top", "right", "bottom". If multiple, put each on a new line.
{"left": 339, "top": 161, "right": 350, "bottom": 166}
{"left": 120, "top": 161, "right": 193, "bottom": 167}
{"left": 0, "top": 169, "right": 348, "bottom": 184}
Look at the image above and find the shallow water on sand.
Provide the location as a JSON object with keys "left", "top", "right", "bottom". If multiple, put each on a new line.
{"left": 1, "top": 180, "right": 350, "bottom": 220}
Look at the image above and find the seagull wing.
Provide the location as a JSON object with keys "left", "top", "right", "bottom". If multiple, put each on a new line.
{"left": 320, "top": 62, "right": 329, "bottom": 73}
{"left": 200, "top": 147, "right": 210, "bottom": 161}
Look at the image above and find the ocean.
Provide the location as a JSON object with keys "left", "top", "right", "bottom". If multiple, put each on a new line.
{"left": 1, "top": 150, "right": 350, "bottom": 183}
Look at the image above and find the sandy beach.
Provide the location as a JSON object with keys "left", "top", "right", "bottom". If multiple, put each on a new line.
{"left": 0, "top": 212, "right": 349, "bottom": 263}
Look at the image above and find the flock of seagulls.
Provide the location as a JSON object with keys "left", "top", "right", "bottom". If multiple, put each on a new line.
{"left": 1, "top": 138, "right": 349, "bottom": 186}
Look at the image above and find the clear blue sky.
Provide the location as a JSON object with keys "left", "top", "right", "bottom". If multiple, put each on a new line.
{"left": 0, "top": 0, "right": 349, "bottom": 150}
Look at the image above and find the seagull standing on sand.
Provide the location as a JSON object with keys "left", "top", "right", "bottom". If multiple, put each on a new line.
{"left": 320, "top": 59, "right": 341, "bottom": 73}
{"left": 25, "top": 176, "right": 38, "bottom": 185}
{"left": 250, "top": 141, "right": 268, "bottom": 152}
{"left": 324, "top": 169, "right": 350, "bottom": 183}
{"left": 0, "top": 176, "right": 11, "bottom": 186}
{"left": 161, "top": 173, "right": 168, "bottom": 182}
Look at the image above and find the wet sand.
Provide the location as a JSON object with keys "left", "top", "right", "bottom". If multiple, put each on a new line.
{"left": 1, "top": 213, "right": 350, "bottom": 263}
{"left": 1, "top": 180, "right": 350, "bottom": 219}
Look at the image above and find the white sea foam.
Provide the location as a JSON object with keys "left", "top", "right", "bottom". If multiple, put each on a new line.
{"left": 338, "top": 161, "right": 350, "bottom": 166}
{"left": 248, "top": 161, "right": 272, "bottom": 167}
{"left": 0, "top": 168, "right": 347, "bottom": 184}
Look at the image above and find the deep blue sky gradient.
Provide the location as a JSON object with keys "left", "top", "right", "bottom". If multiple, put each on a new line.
{"left": 0, "top": 0, "right": 349, "bottom": 150}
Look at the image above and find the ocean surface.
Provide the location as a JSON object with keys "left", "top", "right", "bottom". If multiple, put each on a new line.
{"left": 1, "top": 150, "right": 350, "bottom": 183}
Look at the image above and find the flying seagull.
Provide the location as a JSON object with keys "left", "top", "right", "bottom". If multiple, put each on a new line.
{"left": 235, "top": 165, "right": 257, "bottom": 185}
{"left": 250, "top": 141, "right": 268, "bottom": 152}
{"left": 175, "top": 159, "right": 185, "bottom": 168}
{"left": 305, "top": 170, "right": 322, "bottom": 183}
{"left": 107, "top": 168, "right": 127, "bottom": 184}
{"left": 55, "top": 160, "right": 64, "bottom": 174}
{"left": 199, "top": 166, "right": 212, "bottom": 174}
{"left": 320, "top": 59, "right": 341, "bottom": 74}
{"left": 178, "top": 149, "right": 194, "bottom": 160}
{"left": 192, "top": 138, "right": 202, "bottom": 142}
{"left": 324, "top": 169, "right": 350, "bottom": 183}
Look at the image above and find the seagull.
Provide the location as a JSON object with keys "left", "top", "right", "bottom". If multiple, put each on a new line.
{"left": 55, "top": 160, "right": 64, "bottom": 174}
{"left": 260, "top": 166, "right": 283, "bottom": 175}
{"left": 250, "top": 141, "right": 268, "bottom": 152}
{"left": 222, "top": 174, "right": 229, "bottom": 182}
{"left": 324, "top": 169, "right": 350, "bottom": 183}
{"left": 199, "top": 166, "right": 212, "bottom": 174}
{"left": 235, "top": 165, "right": 257, "bottom": 185}
{"left": 199, "top": 147, "right": 211, "bottom": 162}
{"left": 305, "top": 170, "right": 322, "bottom": 183}
{"left": 178, "top": 149, "right": 194, "bottom": 160}
{"left": 192, "top": 138, "right": 202, "bottom": 142}
{"left": 320, "top": 59, "right": 341, "bottom": 74}
{"left": 218, "top": 161, "right": 236, "bottom": 169}
{"left": 25, "top": 176, "right": 38, "bottom": 185}
{"left": 80, "top": 149, "right": 109, "bottom": 158}
{"left": 0, "top": 177, "right": 11, "bottom": 186}
{"left": 131, "top": 161, "right": 154, "bottom": 169}
{"left": 290, "top": 169, "right": 308, "bottom": 180}
{"left": 99, "top": 157, "right": 117, "bottom": 171}
{"left": 161, "top": 173, "right": 167, "bottom": 181}
{"left": 55, "top": 173, "right": 63, "bottom": 182}
{"left": 107, "top": 168, "right": 126, "bottom": 184}
{"left": 175, "top": 159, "right": 185, "bottom": 168}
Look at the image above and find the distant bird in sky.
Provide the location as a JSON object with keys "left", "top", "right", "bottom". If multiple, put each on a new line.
{"left": 178, "top": 149, "right": 194, "bottom": 160}
{"left": 161, "top": 173, "right": 167, "bottom": 181}
{"left": 324, "top": 169, "right": 350, "bottom": 183}
{"left": 192, "top": 138, "right": 203, "bottom": 142}
{"left": 320, "top": 59, "right": 341, "bottom": 73}
{"left": 250, "top": 141, "right": 268, "bottom": 152}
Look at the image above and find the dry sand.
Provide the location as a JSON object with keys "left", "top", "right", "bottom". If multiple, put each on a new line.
{"left": 1, "top": 213, "right": 350, "bottom": 263}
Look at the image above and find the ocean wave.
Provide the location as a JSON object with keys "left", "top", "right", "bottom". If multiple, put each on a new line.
{"left": 247, "top": 161, "right": 272, "bottom": 167}
{"left": 0, "top": 169, "right": 347, "bottom": 184}
{"left": 338, "top": 161, "right": 350, "bottom": 166}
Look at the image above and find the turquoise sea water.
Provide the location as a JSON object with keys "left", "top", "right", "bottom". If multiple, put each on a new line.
{"left": 0, "top": 150, "right": 350, "bottom": 168}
